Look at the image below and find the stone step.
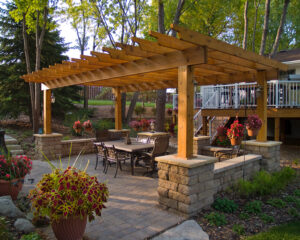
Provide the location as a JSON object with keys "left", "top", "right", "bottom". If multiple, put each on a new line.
{"left": 5, "top": 138, "right": 18, "bottom": 145}
{"left": 9, "top": 149, "right": 24, "bottom": 156}
{"left": 7, "top": 145, "right": 22, "bottom": 151}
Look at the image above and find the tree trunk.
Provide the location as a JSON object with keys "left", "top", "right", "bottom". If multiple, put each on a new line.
{"left": 252, "top": 0, "right": 260, "bottom": 52}
{"left": 242, "top": 0, "right": 249, "bottom": 50}
{"left": 270, "top": 0, "right": 290, "bottom": 57}
{"left": 155, "top": 0, "right": 166, "bottom": 132}
{"left": 126, "top": 92, "right": 139, "bottom": 124}
{"left": 171, "top": 0, "right": 185, "bottom": 37}
{"left": 259, "top": 0, "right": 271, "bottom": 55}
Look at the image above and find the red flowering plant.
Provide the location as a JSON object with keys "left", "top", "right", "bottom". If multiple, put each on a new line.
{"left": 83, "top": 120, "right": 92, "bottom": 131}
{"left": 217, "top": 125, "right": 227, "bottom": 137}
{"left": 246, "top": 114, "right": 262, "bottom": 130}
{"left": 28, "top": 156, "right": 109, "bottom": 223}
{"left": 140, "top": 119, "right": 150, "bottom": 129}
{"left": 0, "top": 155, "right": 32, "bottom": 181}
{"left": 129, "top": 120, "right": 141, "bottom": 130}
{"left": 227, "top": 120, "right": 244, "bottom": 139}
{"left": 73, "top": 120, "right": 82, "bottom": 131}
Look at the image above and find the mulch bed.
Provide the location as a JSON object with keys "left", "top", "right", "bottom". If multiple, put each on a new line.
{"left": 195, "top": 176, "right": 300, "bottom": 240}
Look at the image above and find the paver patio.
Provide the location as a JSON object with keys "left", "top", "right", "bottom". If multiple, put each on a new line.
{"left": 21, "top": 153, "right": 184, "bottom": 240}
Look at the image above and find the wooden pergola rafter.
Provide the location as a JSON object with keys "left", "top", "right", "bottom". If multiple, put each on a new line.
{"left": 22, "top": 25, "right": 288, "bottom": 159}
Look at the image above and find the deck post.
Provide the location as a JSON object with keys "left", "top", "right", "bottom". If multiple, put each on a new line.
{"left": 274, "top": 118, "right": 280, "bottom": 141}
{"left": 256, "top": 71, "right": 267, "bottom": 142}
{"left": 114, "top": 87, "right": 122, "bottom": 130}
{"left": 43, "top": 89, "right": 52, "bottom": 134}
{"left": 177, "top": 65, "right": 194, "bottom": 159}
{"left": 202, "top": 116, "right": 208, "bottom": 135}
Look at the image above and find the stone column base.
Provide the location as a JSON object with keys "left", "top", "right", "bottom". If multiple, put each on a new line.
{"left": 156, "top": 154, "right": 218, "bottom": 217}
{"left": 108, "top": 129, "right": 130, "bottom": 139}
{"left": 34, "top": 133, "right": 63, "bottom": 160}
{"left": 242, "top": 140, "right": 282, "bottom": 172}
{"left": 193, "top": 136, "right": 210, "bottom": 155}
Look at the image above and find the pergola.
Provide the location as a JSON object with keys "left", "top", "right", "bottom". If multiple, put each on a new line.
{"left": 21, "top": 25, "right": 288, "bottom": 159}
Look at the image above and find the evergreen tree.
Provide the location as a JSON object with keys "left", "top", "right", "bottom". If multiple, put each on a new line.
{"left": 0, "top": 2, "right": 80, "bottom": 120}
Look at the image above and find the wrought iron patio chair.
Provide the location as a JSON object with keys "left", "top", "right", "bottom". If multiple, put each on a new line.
{"left": 214, "top": 145, "right": 246, "bottom": 162}
{"left": 136, "top": 135, "right": 150, "bottom": 143}
{"left": 94, "top": 142, "right": 107, "bottom": 171}
{"left": 103, "top": 145, "right": 130, "bottom": 178}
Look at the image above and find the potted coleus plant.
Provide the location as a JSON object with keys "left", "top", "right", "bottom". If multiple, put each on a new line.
{"left": 216, "top": 125, "right": 227, "bottom": 142}
{"left": 73, "top": 120, "right": 83, "bottom": 135}
{"left": 227, "top": 120, "right": 244, "bottom": 146}
{"left": 83, "top": 120, "right": 92, "bottom": 132}
{"left": 246, "top": 114, "right": 262, "bottom": 137}
{"left": 28, "top": 159, "right": 109, "bottom": 240}
{"left": 129, "top": 120, "right": 141, "bottom": 132}
{"left": 140, "top": 119, "right": 150, "bottom": 131}
{"left": 0, "top": 155, "right": 32, "bottom": 200}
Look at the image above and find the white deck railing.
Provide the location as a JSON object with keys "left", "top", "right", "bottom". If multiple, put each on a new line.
{"left": 173, "top": 80, "right": 300, "bottom": 109}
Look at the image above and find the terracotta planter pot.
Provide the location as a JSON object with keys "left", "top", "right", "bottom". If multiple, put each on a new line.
{"left": 247, "top": 127, "right": 260, "bottom": 137}
{"left": 51, "top": 215, "right": 87, "bottom": 240}
{"left": 0, "top": 178, "right": 24, "bottom": 200}
{"left": 230, "top": 137, "right": 242, "bottom": 146}
{"left": 218, "top": 135, "right": 226, "bottom": 142}
{"left": 84, "top": 127, "right": 92, "bottom": 133}
{"left": 74, "top": 129, "right": 82, "bottom": 134}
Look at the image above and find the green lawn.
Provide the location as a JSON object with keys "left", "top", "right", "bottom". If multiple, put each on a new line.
{"left": 244, "top": 221, "right": 300, "bottom": 240}
{"left": 74, "top": 100, "right": 173, "bottom": 108}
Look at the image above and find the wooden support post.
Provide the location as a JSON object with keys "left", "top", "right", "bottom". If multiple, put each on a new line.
{"left": 114, "top": 87, "right": 122, "bottom": 130}
{"left": 177, "top": 65, "right": 194, "bottom": 159}
{"left": 256, "top": 71, "right": 267, "bottom": 142}
{"left": 202, "top": 116, "right": 208, "bottom": 136}
{"left": 274, "top": 117, "right": 280, "bottom": 141}
{"left": 43, "top": 89, "right": 52, "bottom": 134}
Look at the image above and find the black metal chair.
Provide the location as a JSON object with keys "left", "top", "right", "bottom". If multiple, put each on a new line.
{"left": 214, "top": 145, "right": 246, "bottom": 162}
{"left": 94, "top": 142, "right": 106, "bottom": 170}
{"left": 103, "top": 145, "right": 130, "bottom": 178}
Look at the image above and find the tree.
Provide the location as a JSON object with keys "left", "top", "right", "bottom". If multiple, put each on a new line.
{"left": 270, "top": 0, "right": 290, "bottom": 57}
{"left": 10, "top": 0, "right": 57, "bottom": 133}
{"left": 259, "top": 0, "right": 271, "bottom": 55}
{"left": 242, "top": 0, "right": 249, "bottom": 49}
{"left": 0, "top": 2, "right": 80, "bottom": 120}
{"left": 252, "top": 0, "right": 261, "bottom": 52}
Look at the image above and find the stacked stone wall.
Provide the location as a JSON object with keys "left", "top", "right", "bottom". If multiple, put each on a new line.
{"left": 193, "top": 136, "right": 210, "bottom": 155}
{"left": 61, "top": 138, "right": 96, "bottom": 157}
{"left": 34, "top": 134, "right": 63, "bottom": 160}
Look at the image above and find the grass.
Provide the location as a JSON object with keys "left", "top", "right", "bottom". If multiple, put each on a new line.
{"left": 74, "top": 100, "right": 173, "bottom": 108}
{"left": 244, "top": 221, "right": 300, "bottom": 240}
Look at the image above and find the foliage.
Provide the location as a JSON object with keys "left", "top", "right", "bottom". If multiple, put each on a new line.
{"left": 134, "top": 105, "right": 146, "bottom": 117}
{"left": 168, "top": 123, "right": 176, "bottom": 134}
{"left": 0, "top": 155, "right": 32, "bottom": 180}
{"left": 204, "top": 212, "right": 227, "bottom": 226}
{"left": 212, "top": 197, "right": 238, "bottom": 213}
{"left": 28, "top": 158, "right": 109, "bottom": 223}
{"left": 246, "top": 115, "right": 262, "bottom": 130}
{"left": 232, "top": 224, "right": 245, "bottom": 235}
{"left": 239, "top": 212, "right": 250, "bottom": 220}
{"left": 227, "top": 120, "right": 244, "bottom": 139}
{"left": 20, "top": 232, "right": 43, "bottom": 240}
{"left": 82, "top": 120, "right": 92, "bottom": 130}
{"left": 267, "top": 198, "right": 286, "bottom": 209}
{"left": 215, "top": 138, "right": 230, "bottom": 147}
{"left": 166, "top": 108, "right": 173, "bottom": 116}
{"left": 0, "top": 217, "right": 13, "bottom": 240}
{"left": 284, "top": 195, "right": 298, "bottom": 203}
{"left": 93, "top": 119, "right": 114, "bottom": 131}
{"left": 140, "top": 119, "right": 150, "bottom": 128}
{"left": 129, "top": 120, "right": 141, "bottom": 129}
{"left": 217, "top": 125, "right": 227, "bottom": 136}
{"left": 294, "top": 190, "right": 300, "bottom": 197}
{"left": 244, "top": 200, "right": 262, "bottom": 214}
{"left": 234, "top": 167, "right": 296, "bottom": 197}
{"left": 245, "top": 221, "right": 300, "bottom": 240}
{"left": 73, "top": 121, "right": 83, "bottom": 131}
{"left": 288, "top": 208, "right": 299, "bottom": 218}
{"left": 259, "top": 213, "right": 275, "bottom": 224}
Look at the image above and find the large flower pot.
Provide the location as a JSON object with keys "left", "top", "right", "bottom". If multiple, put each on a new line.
{"left": 51, "top": 215, "right": 87, "bottom": 240}
{"left": 230, "top": 138, "right": 242, "bottom": 146}
{"left": 247, "top": 127, "right": 260, "bottom": 137}
{"left": 0, "top": 178, "right": 24, "bottom": 200}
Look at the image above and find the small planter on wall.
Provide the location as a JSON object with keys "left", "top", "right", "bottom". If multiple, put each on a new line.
{"left": 246, "top": 126, "right": 260, "bottom": 137}
{"left": 0, "top": 178, "right": 24, "bottom": 200}
{"left": 230, "top": 137, "right": 242, "bottom": 146}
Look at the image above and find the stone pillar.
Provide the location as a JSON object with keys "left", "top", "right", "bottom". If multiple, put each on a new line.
{"left": 193, "top": 136, "right": 210, "bottom": 155}
{"left": 108, "top": 129, "right": 130, "bottom": 140}
{"left": 242, "top": 140, "right": 281, "bottom": 172}
{"left": 156, "top": 154, "right": 218, "bottom": 217}
{"left": 34, "top": 133, "right": 63, "bottom": 160}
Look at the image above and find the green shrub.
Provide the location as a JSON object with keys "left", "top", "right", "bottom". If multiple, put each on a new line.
{"left": 62, "top": 136, "right": 71, "bottom": 140}
{"left": 244, "top": 200, "right": 262, "bottom": 214}
{"left": 205, "top": 212, "right": 227, "bottom": 226}
{"left": 259, "top": 213, "right": 275, "bottom": 223}
{"left": 21, "top": 232, "right": 43, "bottom": 240}
{"left": 239, "top": 212, "right": 250, "bottom": 220}
{"left": 288, "top": 208, "right": 300, "bottom": 218}
{"left": 294, "top": 190, "right": 300, "bottom": 197}
{"left": 233, "top": 224, "right": 245, "bottom": 235}
{"left": 284, "top": 195, "right": 298, "bottom": 203}
{"left": 212, "top": 198, "right": 238, "bottom": 213}
{"left": 134, "top": 105, "right": 146, "bottom": 117}
{"left": 93, "top": 119, "right": 114, "bottom": 130}
{"left": 235, "top": 167, "right": 296, "bottom": 197}
{"left": 0, "top": 217, "right": 13, "bottom": 240}
{"left": 267, "top": 198, "right": 286, "bottom": 209}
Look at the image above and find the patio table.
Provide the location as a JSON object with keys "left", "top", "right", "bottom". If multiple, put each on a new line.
{"left": 99, "top": 140, "right": 154, "bottom": 175}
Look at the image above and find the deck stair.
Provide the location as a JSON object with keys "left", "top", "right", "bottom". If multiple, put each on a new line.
{"left": 4, "top": 135, "right": 24, "bottom": 156}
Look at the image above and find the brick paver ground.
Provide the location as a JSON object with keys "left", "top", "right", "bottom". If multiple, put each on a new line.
{"left": 21, "top": 154, "right": 184, "bottom": 240}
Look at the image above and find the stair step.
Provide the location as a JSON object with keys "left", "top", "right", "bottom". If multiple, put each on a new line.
{"left": 7, "top": 145, "right": 22, "bottom": 151}
{"left": 5, "top": 138, "right": 18, "bottom": 145}
{"left": 10, "top": 149, "right": 24, "bottom": 156}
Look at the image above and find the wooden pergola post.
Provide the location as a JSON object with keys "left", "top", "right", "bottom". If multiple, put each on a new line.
{"left": 114, "top": 87, "right": 122, "bottom": 130}
{"left": 274, "top": 117, "right": 280, "bottom": 141}
{"left": 43, "top": 89, "right": 52, "bottom": 134}
{"left": 177, "top": 65, "right": 194, "bottom": 159}
{"left": 202, "top": 116, "right": 208, "bottom": 136}
{"left": 256, "top": 71, "right": 267, "bottom": 142}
